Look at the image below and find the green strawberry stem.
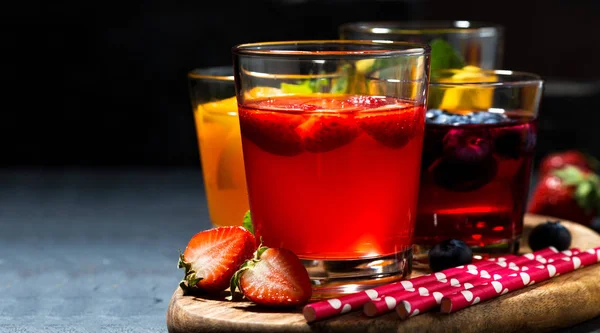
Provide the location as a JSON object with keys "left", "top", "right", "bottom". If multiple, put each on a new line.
{"left": 228, "top": 241, "right": 268, "bottom": 301}
{"left": 553, "top": 166, "right": 600, "bottom": 214}
{"left": 243, "top": 210, "right": 254, "bottom": 235}
{"left": 178, "top": 251, "right": 202, "bottom": 295}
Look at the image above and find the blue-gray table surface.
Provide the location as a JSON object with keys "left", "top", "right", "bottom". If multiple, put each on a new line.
{"left": 0, "top": 168, "right": 598, "bottom": 333}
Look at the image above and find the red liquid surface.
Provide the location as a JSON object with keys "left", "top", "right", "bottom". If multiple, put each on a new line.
{"left": 239, "top": 94, "right": 425, "bottom": 260}
{"left": 416, "top": 116, "right": 537, "bottom": 248}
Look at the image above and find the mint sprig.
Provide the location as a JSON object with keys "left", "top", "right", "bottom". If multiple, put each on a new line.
{"left": 279, "top": 66, "right": 349, "bottom": 95}
{"left": 429, "top": 38, "right": 466, "bottom": 73}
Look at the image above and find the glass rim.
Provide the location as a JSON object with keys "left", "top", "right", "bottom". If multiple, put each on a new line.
{"left": 231, "top": 40, "right": 430, "bottom": 57}
{"left": 339, "top": 20, "right": 503, "bottom": 36}
{"left": 188, "top": 66, "right": 234, "bottom": 81}
{"left": 430, "top": 69, "right": 543, "bottom": 88}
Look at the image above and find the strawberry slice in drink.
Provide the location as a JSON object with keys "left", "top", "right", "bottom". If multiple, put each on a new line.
{"left": 296, "top": 114, "right": 359, "bottom": 153}
{"left": 358, "top": 104, "right": 424, "bottom": 149}
{"left": 239, "top": 95, "right": 424, "bottom": 155}
{"left": 238, "top": 110, "right": 306, "bottom": 156}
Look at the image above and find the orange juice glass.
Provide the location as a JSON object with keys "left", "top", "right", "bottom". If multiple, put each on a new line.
{"left": 188, "top": 67, "right": 248, "bottom": 227}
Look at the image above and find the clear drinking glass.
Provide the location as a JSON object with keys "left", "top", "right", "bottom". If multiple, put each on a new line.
{"left": 232, "top": 40, "right": 430, "bottom": 297}
{"left": 339, "top": 21, "right": 503, "bottom": 70}
{"left": 416, "top": 69, "right": 543, "bottom": 261}
{"left": 188, "top": 66, "right": 249, "bottom": 227}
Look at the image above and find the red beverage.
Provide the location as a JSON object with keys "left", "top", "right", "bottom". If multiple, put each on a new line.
{"left": 416, "top": 109, "right": 537, "bottom": 251}
{"left": 238, "top": 94, "right": 425, "bottom": 260}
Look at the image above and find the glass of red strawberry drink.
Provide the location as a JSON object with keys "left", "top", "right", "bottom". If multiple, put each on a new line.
{"left": 415, "top": 69, "right": 543, "bottom": 261}
{"left": 232, "top": 40, "right": 431, "bottom": 297}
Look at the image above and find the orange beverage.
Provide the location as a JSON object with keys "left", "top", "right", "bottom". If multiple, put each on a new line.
{"left": 239, "top": 94, "right": 425, "bottom": 259}
{"left": 193, "top": 96, "right": 248, "bottom": 227}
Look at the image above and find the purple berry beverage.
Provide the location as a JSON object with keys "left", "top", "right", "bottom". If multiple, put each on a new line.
{"left": 415, "top": 109, "right": 537, "bottom": 256}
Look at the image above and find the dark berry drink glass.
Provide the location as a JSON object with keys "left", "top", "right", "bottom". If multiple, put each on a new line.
{"left": 415, "top": 69, "right": 543, "bottom": 259}
{"left": 232, "top": 41, "right": 430, "bottom": 298}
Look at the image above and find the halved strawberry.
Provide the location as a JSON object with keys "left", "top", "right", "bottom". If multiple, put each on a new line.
{"left": 358, "top": 106, "right": 424, "bottom": 148}
{"left": 178, "top": 226, "right": 256, "bottom": 294}
{"left": 230, "top": 246, "right": 312, "bottom": 307}
{"left": 238, "top": 110, "right": 306, "bottom": 156}
{"left": 296, "top": 114, "right": 359, "bottom": 152}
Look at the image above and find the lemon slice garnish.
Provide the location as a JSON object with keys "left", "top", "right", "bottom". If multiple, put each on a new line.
{"left": 439, "top": 66, "right": 497, "bottom": 111}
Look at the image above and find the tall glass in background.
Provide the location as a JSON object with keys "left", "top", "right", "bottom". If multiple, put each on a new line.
{"left": 232, "top": 40, "right": 430, "bottom": 297}
{"left": 339, "top": 21, "right": 503, "bottom": 70}
{"left": 188, "top": 67, "right": 249, "bottom": 227}
{"left": 416, "top": 70, "right": 543, "bottom": 260}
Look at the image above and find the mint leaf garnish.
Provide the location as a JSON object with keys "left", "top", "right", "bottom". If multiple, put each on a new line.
{"left": 243, "top": 210, "right": 254, "bottom": 234}
{"left": 429, "top": 38, "right": 466, "bottom": 73}
{"left": 281, "top": 81, "right": 313, "bottom": 94}
{"left": 280, "top": 72, "right": 332, "bottom": 94}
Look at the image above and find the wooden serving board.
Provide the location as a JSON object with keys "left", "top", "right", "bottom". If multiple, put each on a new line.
{"left": 167, "top": 214, "right": 600, "bottom": 333}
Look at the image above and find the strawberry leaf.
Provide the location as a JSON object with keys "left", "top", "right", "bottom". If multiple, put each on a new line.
{"left": 256, "top": 243, "right": 268, "bottom": 258}
{"left": 576, "top": 181, "right": 592, "bottom": 200}
{"left": 227, "top": 244, "right": 269, "bottom": 301}
{"left": 243, "top": 210, "right": 254, "bottom": 235}
{"left": 553, "top": 166, "right": 586, "bottom": 185}
{"left": 178, "top": 252, "right": 203, "bottom": 295}
{"left": 554, "top": 166, "right": 600, "bottom": 214}
{"left": 228, "top": 261, "right": 251, "bottom": 301}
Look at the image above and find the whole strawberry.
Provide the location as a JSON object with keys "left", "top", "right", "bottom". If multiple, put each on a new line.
{"left": 178, "top": 226, "right": 256, "bottom": 294}
{"left": 230, "top": 245, "right": 312, "bottom": 307}
{"left": 538, "top": 150, "right": 598, "bottom": 178}
{"left": 528, "top": 165, "right": 600, "bottom": 226}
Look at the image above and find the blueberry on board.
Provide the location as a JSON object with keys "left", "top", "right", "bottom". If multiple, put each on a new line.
{"left": 442, "top": 128, "right": 493, "bottom": 164}
{"left": 528, "top": 220, "right": 572, "bottom": 251}
{"left": 429, "top": 239, "right": 473, "bottom": 272}
{"left": 432, "top": 156, "right": 498, "bottom": 192}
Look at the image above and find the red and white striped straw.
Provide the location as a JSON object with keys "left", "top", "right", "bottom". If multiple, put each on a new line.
{"left": 396, "top": 249, "right": 580, "bottom": 319}
{"left": 303, "top": 248, "right": 555, "bottom": 322}
{"left": 364, "top": 248, "right": 573, "bottom": 317}
{"left": 440, "top": 247, "right": 600, "bottom": 314}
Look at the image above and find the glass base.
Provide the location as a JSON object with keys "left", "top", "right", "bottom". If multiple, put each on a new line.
{"left": 413, "top": 237, "right": 521, "bottom": 269}
{"left": 302, "top": 248, "right": 413, "bottom": 300}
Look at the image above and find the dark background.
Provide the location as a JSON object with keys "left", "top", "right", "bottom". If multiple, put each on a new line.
{"left": 5, "top": 0, "right": 600, "bottom": 167}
